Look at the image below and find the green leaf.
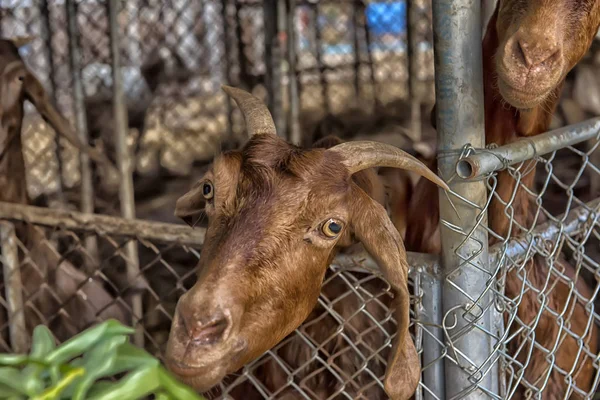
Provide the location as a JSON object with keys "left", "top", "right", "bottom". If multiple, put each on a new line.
{"left": 21, "top": 326, "right": 57, "bottom": 395}
{"left": 86, "top": 366, "right": 160, "bottom": 400}
{"left": 30, "top": 326, "right": 57, "bottom": 358}
{"left": 45, "top": 320, "right": 134, "bottom": 365}
{"left": 154, "top": 392, "right": 172, "bottom": 400}
{"left": 113, "top": 343, "right": 158, "bottom": 370}
{"left": 0, "top": 367, "right": 32, "bottom": 395}
{"left": 31, "top": 367, "right": 85, "bottom": 400}
{"left": 0, "top": 382, "right": 24, "bottom": 398}
{"left": 0, "top": 354, "right": 29, "bottom": 366}
{"left": 70, "top": 335, "right": 127, "bottom": 400}
{"left": 157, "top": 368, "right": 205, "bottom": 400}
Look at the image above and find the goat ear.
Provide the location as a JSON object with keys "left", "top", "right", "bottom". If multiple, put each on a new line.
{"left": 22, "top": 71, "right": 116, "bottom": 170}
{"left": 174, "top": 182, "right": 206, "bottom": 227}
{"left": 350, "top": 186, "right": 420, "bottom": 400}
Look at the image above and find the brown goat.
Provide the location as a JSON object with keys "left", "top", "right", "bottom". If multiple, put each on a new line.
{"left": 405, "top": 0, "right": 600, "bottom": 398}
{"left": 0, "top": 37, "right": 127, "bottom": 344}
{"left": 164, "top": 86, "right": 449, "bottom": 400}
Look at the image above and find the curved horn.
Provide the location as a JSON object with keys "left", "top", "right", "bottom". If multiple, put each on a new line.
{"left": 328, "top": 141, "right": 449, "bottom": 191}
{"left": 222, "top": 85, "right": 275, "bottom": 137}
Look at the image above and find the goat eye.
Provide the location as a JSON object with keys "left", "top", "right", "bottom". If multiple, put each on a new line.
{"left": 202, "top": 181, "right": 214, "bottom": 199}
{"left": 321, "top": 219, "right": 343, "bottom": 238}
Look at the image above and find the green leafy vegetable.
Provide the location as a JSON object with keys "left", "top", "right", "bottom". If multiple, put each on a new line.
{"left": 0, "top": 320, "right": 205, "bottom": 400}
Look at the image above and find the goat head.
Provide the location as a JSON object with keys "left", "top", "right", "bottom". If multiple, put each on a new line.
{"left": 166, "top": 86, "right": 449, "bottom": 400}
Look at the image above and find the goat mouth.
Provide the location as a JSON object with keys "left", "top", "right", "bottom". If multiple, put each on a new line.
{"left": 497, "top": 79, "right": 550, "bottom": 110}
{"left": 165, "top": 360, "right": 209, "bottom": 378}
{"left": 165, "top": 338, "right": 247, "bottom": 378}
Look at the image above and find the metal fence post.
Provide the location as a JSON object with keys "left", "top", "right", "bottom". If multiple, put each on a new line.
{"left": 107, "top": 0, "right": 144, "bottom": 348}
{"left": 432, "top": 0, "right": 499, "bottom": 398}
{"left": 66, "top": 0, "right": 99, "bottom": 273}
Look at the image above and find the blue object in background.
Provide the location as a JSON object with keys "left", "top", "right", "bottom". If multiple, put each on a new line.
{"left": 365, "top": 1, "right": 407, "bottom": 36}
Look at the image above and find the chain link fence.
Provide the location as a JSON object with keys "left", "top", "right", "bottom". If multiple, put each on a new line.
{"left": 1, "top": 0, "right": 600, "bottom": 399}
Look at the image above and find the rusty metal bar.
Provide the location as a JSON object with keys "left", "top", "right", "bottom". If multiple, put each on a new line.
{"left": 66, "top": 0, "right": 99, "bottom": 273}
{"left": 432, "top": 0, "right": 498, "bottom": 397}
{"left": 406, "top": 0, "right": 422, "bottom": 141}
{"left": 0, "top": 222, "right": 28, "bottom": 353}
{"left": 456, "top": 117, "right": 600, "bottom": 180}
{"left": 107, "top": 0, "right": 144, "bottom": 347}
{"left": 0, "top": 201, "right": 206, "bottom": 246}
{"left": 311, "top": 3, "right": 330, "bottom": 113}
{"left": 286, "top": 0, "right": 300, "bottom": 144}
{"left": 221, "top": 0, "right": 234, "bottom": 142}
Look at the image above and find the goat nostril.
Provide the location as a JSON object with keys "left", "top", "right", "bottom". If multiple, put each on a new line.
{"left": 515, "top": 38, "right": 560, "bottom": 68}
{"left": 187, "top": 313, "right": 231, "bottom": 346}
{"left": 516, "top": 40, "right": 529, "bottom": 67}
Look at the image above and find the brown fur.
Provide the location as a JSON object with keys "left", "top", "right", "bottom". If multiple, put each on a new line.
{"left": 164, "top": 87, "right": 446, "bottom": 399}
{"left": 405, "top": 1, "right": 600, "bottom": 398}
{"left": 0, "top": 38, "right": 127, "bottom": 345}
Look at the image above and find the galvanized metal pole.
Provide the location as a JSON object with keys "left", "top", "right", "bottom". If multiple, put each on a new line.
{"left": 0, "top": 222, "right": 28, "bottom": 353}
{"left": 66, "top": 0, "right": 99, "bottom": 273}
{"left": 419, "top": 264, "right": 446, "bottom": 400}
{"left": 432, "top": 0, "right": 498, "bottom": 398}
{"left": 457, "top": 117, "right": 600, "bottom": 179}
{"left": 107, "top": 0, "right": 144, "bottom": 347}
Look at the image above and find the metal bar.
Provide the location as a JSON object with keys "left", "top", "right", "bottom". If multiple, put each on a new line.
{"left": 311, "top": 3, "right": 330, "bottom": 113}
{"left": 263, "top": 0, "right": 276, "bottom": 111}
{"left": 358, "top": 2, "right": 379, "bottom": 110}
{"left": 420, "top": 269, "right": 446, "bottom": 400}
{"left": 591, "top": 137, "right": 600, "bottom": 199}
{"left": 406, "top": 0, "right": 421, "bottom": 141}
{"left": 107, "top": 0, "right": 144, "bottom": 348}
{"left": 351, "top": 1, "right": 361, "bottom": 99}
{"left": 221, "top": 0, "right": 234, "bottom": 142}
{"left": 275, "top": 0, "right": 287, "bottom": 138}
{"left": 0, "top": 222, "right": 28, "bottom": 353}
{"left": 490, "top": 197, "right": 600, "bottom": 263}
{"left": 40, "top": 0, "right": 66, "bottom": 205}
{"left": 286, "top": 0, "right": 300, "bottom": 145}
{"left": 0, "top": 201, "right": 206, "bottom": 246}
{"left": 432, "top": 0, "right": 497, "bottom": 398}
{"left": 456, "top": 117, "right": 600, "bottom": 179}
{"left": 66, "top": 0, "right": 99, "bottom": 274}
{"left": 235, "top": 1, "right": 251, "bottom": 88}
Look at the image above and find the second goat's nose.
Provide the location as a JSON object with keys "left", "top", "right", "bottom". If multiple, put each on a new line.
{"left": 185, "top": 310, "right": 231, "bottom": 345}
{"left": 516, "top": 36, "right": 561, "bottom": 69}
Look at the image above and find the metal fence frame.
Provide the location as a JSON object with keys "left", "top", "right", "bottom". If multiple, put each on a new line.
{"left": 0, "top": 0, "right": 599, "bottom": 399}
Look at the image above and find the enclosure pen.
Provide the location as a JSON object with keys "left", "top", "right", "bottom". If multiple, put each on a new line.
{"left": 0, "top": 0, "right": 598, "bottom": 399}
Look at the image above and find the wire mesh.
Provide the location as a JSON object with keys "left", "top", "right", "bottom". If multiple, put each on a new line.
{"left": 1, "top": 0, "right": 600, "bottom": 399}
{"left": 0, "top": 213, "right": 429, "bottom": 400}
{"left": 432, "top": 131, "right": 600, "bottom": 398}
